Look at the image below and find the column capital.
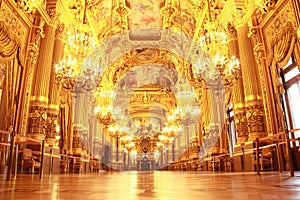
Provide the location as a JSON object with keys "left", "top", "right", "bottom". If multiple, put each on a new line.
{"left": 55, "top": 23, "right": 67, "bottom": 41}
{"left": 46, "top": 8, "right": 60, "bottom": 27}
{"left": 226, "top": 22, "right": 238, "bottom": 42}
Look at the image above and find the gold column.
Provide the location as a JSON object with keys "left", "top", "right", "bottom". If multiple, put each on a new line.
{"left": 237, "top": 24, "right": 265, "bottom": 141}
{"left": 228, "top": 23, "right": 248, "bottom": 144}
{"left": 46, "top": 23, "right": 65, "bottom": 145}
{"left": 29, "top": 14, "right": 58, "bottom": 140}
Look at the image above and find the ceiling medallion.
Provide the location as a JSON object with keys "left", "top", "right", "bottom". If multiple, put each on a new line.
{"left": 133, "top": 48, "right": 158, "bottom": 63}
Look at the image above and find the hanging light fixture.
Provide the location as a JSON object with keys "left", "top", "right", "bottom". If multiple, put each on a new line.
{"left": 196, "top": 0, "right": 240, "bottom": 88}
{"left": 65, "top": 0, "right": 96, "bottom": 61}
{"left": 54, "top": 56, "right": 77, "bottom": 90}
{"left": 55, "top": 0, "right": 100, "bottom": 91}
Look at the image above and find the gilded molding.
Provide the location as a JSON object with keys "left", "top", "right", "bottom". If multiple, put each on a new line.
{"left": 234, "top": 102, "right": 245, "bottom": 110}
{"left": 45, "top": 112, "right": 57, "bottom": 139}
{"left": 0, "top": 1, "right": 28, "bottom": 64}
{"left": 246, "top": 104, "right": 265, "bottom": 139}
{"left": 226, "top": 22, "right": 237, "bottom": 41}
{"left": 48, "top": 103, "right": 59, "bottom": 112}
{"left": 245, "top": 95, "right": 261, "bottom": 102}
{"left": 264, "top": 1, "right": 297, "bottom": 67}
{"left": 30, "top": 95, "right": 48, "bottom": 103}
{"left": 234, "top": 108, "right": 248, "bottom": 143}
{"left": 55, "top": 23, "right": 66, "bottom": 41}
{"left": 29, "top": 49, "right": 38, "bottom": 64}
{"left": 297, "top": 26, "right": 300, "bottom": 40}
{"left": 248, "top": 21, "right": 274, "bottom": 135}
{"left": 252, "top": 0, "right": 276, "bottom": 13}
{"left": 14, "top": 0, "right": 44, "bottom": 13}
{"left": 28, "top": 105, "right": 47, "bottom": 139}
{"left": 46, "top": 7, "right": 60, "bottom": 27}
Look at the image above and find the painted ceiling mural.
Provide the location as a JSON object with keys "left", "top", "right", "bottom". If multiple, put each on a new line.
{"left": 128, "top": 0, "right": 163, "bottom": 30}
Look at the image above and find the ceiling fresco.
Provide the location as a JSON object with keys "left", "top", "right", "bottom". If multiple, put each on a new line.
{"left": 128, "top": 0, "right": 163, "bottom": 30}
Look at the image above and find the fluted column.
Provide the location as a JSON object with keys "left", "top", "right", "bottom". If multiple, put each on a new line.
{"left": 227, "top": 23, "right": 248, "bottom": 144}
{"left": 28, "top": 13, "right": 58, "bottom": 140}
{"left": 237, "top": 24, "right": 266, "bottom": 141}
{"left": 46, "top": 23, "right": 65, "bottom": 145}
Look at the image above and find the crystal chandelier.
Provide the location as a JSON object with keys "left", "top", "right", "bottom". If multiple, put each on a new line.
{"left": 65, "top": 0, "right": 96, "bottom": 61}
{"left": 196, "top": 0, "right": 240, "bottom": 88}
{"left": 94, "top": 90, "right": 116, "bottom": 126}
{"left": 54, "top": 55, "right": 101, "bottom": 91}
{"left": 66, "top": 27, "right": 96, "bottom": 60}
{"left": 54, "top": 56, "right": 77, "bottom": 90}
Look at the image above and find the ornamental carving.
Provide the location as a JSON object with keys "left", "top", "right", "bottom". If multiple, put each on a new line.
{"left": 46, "top": 113, "right": 58, "bottom": 138}
{"left": 72, "top": 128, "right": 83, "bottom": 149}
{"left": 46, "top": 8, "right": 60, "bottom": 26}
{"left": 0, "top": 2, "right": 28, "bottom": 64}
{"left": 227, "top": 22, "right": 237, "bottom": 40}
{"left": 252, "top": 0, "right": 276, "bottom": 13}
{"left": 55, "top": 23, "right": 66, "bottom": 41}
{"left": 14, "top": 0, "right": 44, "bottom": 13}
{"left": 264, "top": 1, "right": 297, "bottom": 67}
{"left": 246, "top": 104, "right": 265, "bottom": 134}
{"left": 234, "top": 108, "right": 248, "bottom": 139}
{"left": 248, "top": 20, "right": 274, "bottom": 135}
{"left": 28, "top": 105, "right": 47, "bottom": 136}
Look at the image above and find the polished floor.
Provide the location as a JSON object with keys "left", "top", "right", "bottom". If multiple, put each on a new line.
{"left": 0, "top": 171, "right": 300, "bottom": 200}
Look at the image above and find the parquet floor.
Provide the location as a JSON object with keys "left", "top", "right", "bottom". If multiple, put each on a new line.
{"left": 1, "top": 171, "right": 300, "bottom": 200}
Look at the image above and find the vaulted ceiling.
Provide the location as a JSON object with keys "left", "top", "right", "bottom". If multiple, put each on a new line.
{"left": 57, "top": 0, "right": 246, "bottom": 135}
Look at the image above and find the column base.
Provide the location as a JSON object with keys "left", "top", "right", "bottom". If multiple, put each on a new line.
{"left": 210, "top": 147, "right": 220, "bottom": 155}
{"left": 45, "top": 137, "right": 56, "bottom": 146}
{"left": 73, "top": 148, "right": 82, "bottom": 155}
{"left": 29, "top": 133, "right": 45, "bottom": 141}
{"left": 237, "top": 136, "right": 248, "bottom": 144}
{"left": 248, "top": 132, "right": 266, "bottom": 141}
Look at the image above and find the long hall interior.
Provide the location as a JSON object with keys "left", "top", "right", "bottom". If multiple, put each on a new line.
{"left": 1, "top": 0, "right": 300, "bottom": 199}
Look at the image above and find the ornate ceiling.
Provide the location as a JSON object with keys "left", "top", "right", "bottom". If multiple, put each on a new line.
{"left": 56, "top": 0, "right": 249, "bottom": 137}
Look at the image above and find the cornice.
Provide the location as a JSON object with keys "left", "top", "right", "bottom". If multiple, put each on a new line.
{"left": 4, "top": 0, "right": 33, "bottom": 27}
{"left": 36, "top": 4, "right": 51, "bottom": 25}
{"left": 259, "top": 0, "right": 290, "bottom": 28}
{"left": 56, "top": 0, "right": 74, "bottom": 27}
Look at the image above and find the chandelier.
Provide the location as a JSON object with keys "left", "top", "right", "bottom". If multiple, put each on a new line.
{"left": 94, "top": 90, "right": 117, "bottom": 126}
{"left": 54, "top": 56, "right": 101, "bottom": 91}
{"left": 196, "top": 0, "right": 240, "bottom": 88}
{"left": 66, "top": 27, "right": 96, "bottom": 60}
{"left": 54, "top": 56, "right": 77, "bottom": 90}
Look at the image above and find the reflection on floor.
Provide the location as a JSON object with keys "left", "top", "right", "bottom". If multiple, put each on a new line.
{"left": 1, "top": 171, "right": 300, "bottom": 200}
